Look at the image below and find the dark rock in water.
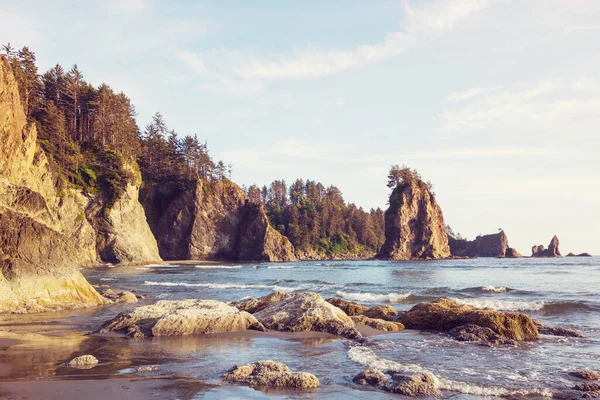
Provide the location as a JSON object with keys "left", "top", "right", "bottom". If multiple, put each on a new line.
{"left": 505, "top": 247, "right": 523, "bottom": 258}
{"left": 378, "top": 179, "right": 450, "bottom": 260}
{"left": 571, "top": 370, "right": 600, "bottom": 380}
{"left": 449, "top": 324, "right": 517, "bottom": 345}
{"left": 401, "top": 298, "right": 539, "bottom": 341}
{"left": 389, "top": 373, "right": 441, "bottom": 397}
{"left": 364, "top": 305, "right": 399, "bottom": 321}
{"left": 253, "top": 292, "right": 362, "bottom": 339}
{"left": 141, "top": 180, "right": 296, "bottom": 262}
{"left": 567, "top": 252, "right": 593, "bottom": 257}
{"left": 353, "top": 368, "right": 389, "bottom": 386}
{"left": 350, "top": 315, "right": 405, "bottom": 332}
{"left": 540, "top": 326, "right": 583, "bottom": 338}
{"left": 531, "top": 236, "right": 561, "bottom": 257}
{"left": 575, "top": 383, "right": 600, "bottom": 392}
{"left": 97, "top": 299, "right": 266, "bottom": 338}
{"left": 449, "top": 231, "right": 509, "bottom": 258}
{"left": 233, "top": 292, "right": 292, "bottom": 314}
{"left": 325, "top": 298, "right": 369, "bottom": 316}
{"left": 221, "top": 360, "right": 319, "bottom": 389}
{"left": 101, "top": 289, "right": 138, "bottom": 303}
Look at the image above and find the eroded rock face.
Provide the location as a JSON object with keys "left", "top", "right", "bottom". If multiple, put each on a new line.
{"left": 233, "top": 292, "right": 293, "bottom": 314}
{"left": 351, "top": 315, "right": 405, "bottom": 332}
{"left": 142, "top": 180, "right": 296, "bottom": 262}
{"left": 401, "top": 299, "right": 539, "bottom": 341}
{"left": 325, "top": 298, "right": 369, "bottom": 316}
{"left": 532, "top": 236, "right": 561, "bottom": 257}
{"left": 253, "top": 292, "right": 362, "bottom": 338}
{"left": 0, "top": 57, "right": 106, "bottom": 313}
{"left": 221, "top": 360, "right": 319, "bottom": 389}
{"left": 378, "top": 180, "right": 450, "bottom": 260}
{"left": 97, "top": 299, "right": 266, "bottom": 338}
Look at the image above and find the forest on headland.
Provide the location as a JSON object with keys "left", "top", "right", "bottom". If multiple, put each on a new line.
{"left": 2, "top": 44, "right": 386, "bottom": 258}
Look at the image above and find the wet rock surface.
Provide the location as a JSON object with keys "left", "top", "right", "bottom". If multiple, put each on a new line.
{"left": 221, "top": 360, "right": 319, "bottom": 389}
{"left": 233, "top": 292, "right": 293, "bottom": 314}
{"left": 67, "top": 355, "right": 98, "bottom": 369}
{"left": 101, "top": 289, "right": 138, "bottom": 303}
{"left": 571, "top": 370, "right": 600, "bottom": 380}
{"left": 364, "top": 305, "right": 399, "bottom": 321}
{"left": 449, "top": 324, "right": 517, "bottom": 346}
{"left": 350, "top": 315, "right": 405, "bottom": 332}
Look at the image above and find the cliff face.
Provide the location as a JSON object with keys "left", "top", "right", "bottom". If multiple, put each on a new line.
{"left": 0, "top": 57, "right": 105, "bottom": 312}
{"left": 142, "top": 180, "right": 296, "bottom": 262}
{"left": 378, "top": 180, "right": 450, "bottom": 260}
{"left": 449, "top": 231, "right": 509, "bottom": 258}
{"left": 531, "top": 236, "right": 561, "bottom": 258}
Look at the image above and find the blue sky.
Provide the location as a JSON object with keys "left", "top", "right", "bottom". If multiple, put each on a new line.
{"left": 2, "top": 0, "right": 599, "bottom": 254}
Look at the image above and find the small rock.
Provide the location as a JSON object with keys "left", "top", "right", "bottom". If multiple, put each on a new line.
{"left": 364, "top": 305, "right": 398, "bottom": 321}
{"left": 352, "top": 368, "right": 389, "bottom": 386}
{"left": 450, "top": 324, "right": 517, "bottom": 346}
{"left": 571, "top": 370, "right": 600, "bottom": 381}
{"left": 221, "top": 360, "right": 319, "bottom": 389}
{"left": 102, "top": 289, "right": 138, "bottom": 303}
{"left": 505, "top": 247, "right": 522, "bottom": 258}
{"left": 539, "top": 326, "right": 583, "bottom": 338}
{"left": 389, "top": 372, "right": 441, "bottom": 397}
{"left": 350, "top": 315, "right": 404, "bottom": 332}
{"left": 325, "top": 298, "right": 369, "bottom": 316}
{"left": 68, "top": 355, "right": 98, "bottom": 369}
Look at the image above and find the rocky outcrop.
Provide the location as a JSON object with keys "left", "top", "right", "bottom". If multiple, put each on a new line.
{"left": 221, "top": 360, "right": 320, "bottom": 389}
{"left": 233, "top": 292, "right": 293, "bottom": 314}
{"left": 0, "top": 56, "right": 107, "bottom": 313}
{"left": 531, "top": 235, "right": 561, "bottom": 257}
{"left": 97, "top": 299, "right": 266, "bottom": 338}
{"left": 401, "top": 299, "right": 539, "bottom": 341}
{"left": 378, "top": 179, "right": 450, "bottom": 260}
{"left": 101, "top": 289, "right": 138, "bottom": 303}
{"left": 448, "top": 230, "right": 513, "bottom": 258}
{"left": 141, "top": 180, "right": 296, "bottom": 262}
{"left": 505, "top": 247, "right": 522, "bottom": 258}
{"left": 325, "top": 298, "right": 369, "bottom": 316}
{"left": 567, "top": 252, "right": 592, "bottom": 257}
{"left": 253, "top": 292, "right": 361, "bottom": 338}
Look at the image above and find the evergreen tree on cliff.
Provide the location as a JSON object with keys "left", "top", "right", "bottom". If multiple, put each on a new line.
{"left": 378, "top": 165, "right": 450, "bottom": 260}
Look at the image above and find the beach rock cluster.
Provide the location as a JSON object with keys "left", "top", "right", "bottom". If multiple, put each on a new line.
{"left": 97, "top": 299, "right": 266, "bottom": 338}
{"left": 400, "top": 298, "right": 539, "bottom": 341}
{"left": 221, "top": 360, "right": 319, "bottom": 389}
{"left": 531, "top": 235, "right": 561, "bottom": 257}
{"left": 378, "top": 179, "right": 450, "bottom": 260}
{"left": 353, "top": 369, "right": 441, "bottom": 397}
{"left": 141, "top": 180, "right": 296, "bottom": 262}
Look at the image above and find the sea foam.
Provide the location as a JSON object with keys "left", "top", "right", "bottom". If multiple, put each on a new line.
{"left": 336, "top": 291, "right": 412, "bottom": 303}
{"left": 449, "top": 297, "right": 544, "bottom": 311}
{"left": 481, "top": 285, "right": 508, "bottom": 293}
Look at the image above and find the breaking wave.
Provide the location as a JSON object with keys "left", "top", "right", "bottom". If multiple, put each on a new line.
{"left": 347, "top": 346, "right": 553, "bottom": 397}
{"left": 143, "top": 280, "right": 302, "bottom": 293}
{"left": 449, "top": 297, "right": 545, "bottom": 311}
{"left": 336, "top": 291, "right": 413, "bottom": 303}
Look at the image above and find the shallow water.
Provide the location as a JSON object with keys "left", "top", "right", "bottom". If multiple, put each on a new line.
{"left": 1, "top": 257, "right": 599, "bottom": 399}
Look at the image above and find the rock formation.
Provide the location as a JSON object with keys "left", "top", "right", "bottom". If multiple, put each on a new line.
{"left": 353, "top": 369, "right": 441, "bottom": 397}
{"left": 221, "top": 360, "right": 320, "bottom": 389}
{"left": 325, "top": 298, "right": 369, "bottom": 316}
{"left": 531, "top": 235, "right": 561, "bottom": 257}
{"left": 378, "top": 179, "right": 450, "bottom": 260}
{"left": 0, "top": 56, "right": 106, "bottom": 313}
{"left": 141, "top": 180, "right": 296, "bottom": 262}
{"left": 233, "top": 292, "right": 293, "bottom": 314}
{"left": 364, "top": 305, "right": 399, "bottom": 321}
{"left": 67, "top": 355, "right": 99, "bottom": 369}
{"left": 567, "top": 252, "right": 592, "bottom": 257}
{"left": 448, "top": 230, "right": 520, "bottom": 258}
{"left": 97, "top": 299, "right": 266, "bottom": 337}
{"left": 400, "top": 298, "right": 539, "bottom": 341}
{"left": 253, "top": 292, "right": 362, "bottom": 338}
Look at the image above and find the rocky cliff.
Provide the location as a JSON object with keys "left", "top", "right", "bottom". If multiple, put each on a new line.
{"left": 449, "top": 230, "right": 515, "bottom": 258}
{"left": 531, "top": 235, "right": 561, "bottom": 257}
{"left": 142, "top": 179, "right": 296, "bottom": 262}
{"left": 378, "top": 179, "right": 450, "bottom": 260}
{"left": 0, "top": 56, "right": 106, "bottom": 312}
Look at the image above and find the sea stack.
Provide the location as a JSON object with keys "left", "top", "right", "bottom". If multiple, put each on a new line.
{"left": 378, "top": 176, "right": 450, "bottom": 260}
{"left": 531, "top": 235, "right": 561, "bottom": 257}
{"left": 0, "top": 57, "right": 106, "bottom": 312}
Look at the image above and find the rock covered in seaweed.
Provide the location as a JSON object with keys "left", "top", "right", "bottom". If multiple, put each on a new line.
{"left": 97, "top": 299, "right": 266, "bottom": 338}
{"left": 221, "top": 360, "right": 319, "bottom": 389}
{"left": 401, "top": 298, "right": 539, "bottom": 341}
{"left": 253, "top": 292, "right": 362, "bottom": 338}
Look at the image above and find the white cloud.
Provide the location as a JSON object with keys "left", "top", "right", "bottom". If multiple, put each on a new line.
{"left": 178, "top": 0, "right": 491, "bottom": 93}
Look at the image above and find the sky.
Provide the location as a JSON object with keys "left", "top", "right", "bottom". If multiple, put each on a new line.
{"left": 1, "top": 0, "right": 599, "bottom": 254}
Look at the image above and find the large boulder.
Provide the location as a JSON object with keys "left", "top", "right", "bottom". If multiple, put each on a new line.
{"left": 253, "top": 292, "right": 361, "bottom": 338}
{"left": 532, "top": 236, "right": 561, "bottom": 257}
{"left": 325, "top": 298, "right": 369, "bottom": 316}
{"left": 378, "top": 179, "right": 450, "bottom": 260}
{"left": 401, "top": 299, "right": 539, "bottom": 341}
{"left": 221, "top": 360, "right": 319, "bottom": 389}
{"left": 364, "top": 305, "right": 399, "bottom": 321}
{"left": 233, "top": 292, "right": 293, "bottom": 314}
{"left": 97, "top": 299, "right": 266, "bottom": 338}
{"left": 141, "top": 180, "right": 296, "bottom": 262}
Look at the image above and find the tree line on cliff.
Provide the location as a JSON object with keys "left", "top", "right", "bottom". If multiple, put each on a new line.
{"left": 2, "top": 44, "right": 385, "bottom": 257}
